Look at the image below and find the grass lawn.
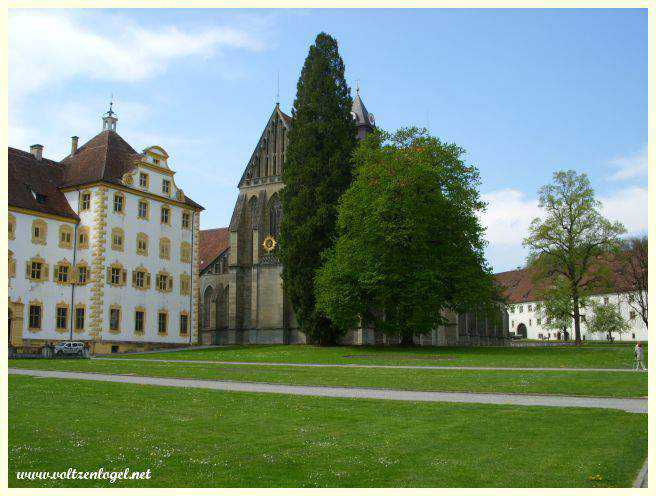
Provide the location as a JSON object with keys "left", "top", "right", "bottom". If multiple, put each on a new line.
{"left": 121, "top": 343, "right": 646, "bottom": 369}
{"left": 8, "top": 376, "right": 647, "bottom": 488}
{"left": 9, "top": 358, "right": 647, "bottom": 398}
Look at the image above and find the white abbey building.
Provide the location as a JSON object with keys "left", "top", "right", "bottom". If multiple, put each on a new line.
{"left": 496, "top": 266, "right": 648, "bottom": 342}
{"left": 8, "top": 108, "right": 203, "bottom": 354}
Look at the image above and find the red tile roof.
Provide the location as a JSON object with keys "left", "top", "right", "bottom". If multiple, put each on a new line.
{"left": 60, "top": 130, "right": 140, "bottom": 187}
{"left": 9, "top": 129, "right": 203, "bottom": 220}
{"left": 8, "top": 147, "right": 79, "bottom": 221}
{"left": 199, "top": 228, "right": 230, "bottom": 271}
{"left": 495, "top": 255, "right": 639, "bottom": 304}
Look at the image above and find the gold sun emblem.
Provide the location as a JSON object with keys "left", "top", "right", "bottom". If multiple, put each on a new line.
{"left": 262, "top": 235, "right": 277, "bottom": 253}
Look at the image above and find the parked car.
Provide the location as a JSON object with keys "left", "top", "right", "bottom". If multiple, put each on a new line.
{"left": 53, "top": 341, "right": 89, "bottom": 358}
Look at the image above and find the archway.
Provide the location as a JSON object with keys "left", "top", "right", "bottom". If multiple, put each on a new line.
{"left": 516, "top": 323, "right": 527, "bottom": 339}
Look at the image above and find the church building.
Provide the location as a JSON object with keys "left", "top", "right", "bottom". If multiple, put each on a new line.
{"left": 8, "top": 107, "right": 203, "bottom": 354}
{"left": 199, "top": 91, "right": 508, "bottom": 346}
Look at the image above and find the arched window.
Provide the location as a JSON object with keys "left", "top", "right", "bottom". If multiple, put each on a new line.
{"left": 203, "top": 286, "right": 214, "bottom": 328}
{"left": 249, "top": 196, "right": 258, "bottom": 229}
{"left": 269, "top": 194, "right": 282, "bottom": 238}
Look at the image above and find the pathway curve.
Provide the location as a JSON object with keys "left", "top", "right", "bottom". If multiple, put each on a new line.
{"left": 94, "top": 357, "right": 646, "bottom": 373}
{"left": 9, "top": 368, "right": 647, "bottom": 413}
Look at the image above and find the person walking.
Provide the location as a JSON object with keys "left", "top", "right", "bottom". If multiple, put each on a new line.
{"left": 634, "top": 342, "right": 646, "bottom": 371}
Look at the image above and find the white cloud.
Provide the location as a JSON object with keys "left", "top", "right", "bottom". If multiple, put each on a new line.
{"left": 606, "top": 146, "right": 647, "bottom": 181}
{"left": 9, "top": 10, "right": 268, "bottom": 101}
{"left": 481, "top": 186, "right": 648, "bottom": 272}
{"left": 480, "top": 188, "right": 540, "bottom": 247}
{"left": 599, "top": 186, "right": 648, "bottom": 234}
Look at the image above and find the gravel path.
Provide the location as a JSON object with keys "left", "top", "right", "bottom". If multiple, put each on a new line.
{"left": 94, "top": 356, "right": 646, "bottom": 373}
{"left": 9, "top": 368, "right": 647, "bottom": 413}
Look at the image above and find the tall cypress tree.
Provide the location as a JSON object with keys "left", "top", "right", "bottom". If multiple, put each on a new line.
{"left": 279, "top": 32, "right": 357, "bottom": 345}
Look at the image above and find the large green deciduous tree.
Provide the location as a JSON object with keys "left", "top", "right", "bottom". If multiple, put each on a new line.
{"left": 523, "top": 170, "right": 626, "bottom": 344}
{"left": 315, "top": 128, "right": 498, "bottom": 345}
{"left": 279, "top": 32, "right": 357, "bottom": 345}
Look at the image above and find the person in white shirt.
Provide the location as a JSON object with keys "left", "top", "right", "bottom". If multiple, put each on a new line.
{"left": 634, "top": 342, "right": 645, "bottom": 371}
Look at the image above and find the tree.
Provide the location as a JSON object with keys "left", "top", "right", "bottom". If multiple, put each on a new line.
{"left": 620, "top": 236, "right": 648, "bottom": 328}
{"left": 279, "top": 32, "right": 357, "bottom": 345}
{"left": 535, "top": 276, "right": 587, "bottom": 340}
{"left": 587, "top": 300, "right": 630, "bottom": 341}
{"left": 315, "top": 128, "right": 498, "bottom": 345}
{"left": 523, "top": 170, "right": 626, "bottom": 344}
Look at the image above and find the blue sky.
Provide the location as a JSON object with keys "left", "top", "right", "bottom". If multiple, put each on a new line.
{"left": 9, "top": 9, "right": 647, "bottom": 272}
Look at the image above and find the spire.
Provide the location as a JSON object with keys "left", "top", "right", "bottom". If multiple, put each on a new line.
{"left": 351, "top": 83, "right": 375, "bottom": 140}
{"left": 102, "top": 94, "right": 118, "bottom": 132}
{"left": 276, "top": 70, "right": 280, "bottom": 106}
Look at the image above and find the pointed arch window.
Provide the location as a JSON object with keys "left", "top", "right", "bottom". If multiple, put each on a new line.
{"left": 249, "top": 196, "right": 258, "bottom": 229}
{"left": 269, "top": 194, "right": 282, "bottom": 238}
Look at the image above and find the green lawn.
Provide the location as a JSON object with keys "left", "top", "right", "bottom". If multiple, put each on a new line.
{"left": 121, "top": 343, "right": 645, "bottom": 369}
{"left": 9, "top": 358, "right": 647, "bottom": 398}
{"left": 8, "top": 376, "right": 647, "bottom": 488}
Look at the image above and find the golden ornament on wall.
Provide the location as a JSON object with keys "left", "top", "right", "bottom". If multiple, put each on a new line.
{"left": 262, "top": 235, "right": 277, "bottom": 253}
{"left": 122, "top": 173, "right": 134, "bottom": 185}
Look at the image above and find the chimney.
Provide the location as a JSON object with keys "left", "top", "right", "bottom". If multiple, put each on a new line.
{"left": 71, "top": 136, "right": 79, "bottom": 155}
{"left": 30, "top": 144, "right": 43, "bottom": 161}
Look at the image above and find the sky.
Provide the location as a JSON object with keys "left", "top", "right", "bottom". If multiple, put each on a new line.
{"left": 9, "top": 9, "right": 647, "bottom": 273}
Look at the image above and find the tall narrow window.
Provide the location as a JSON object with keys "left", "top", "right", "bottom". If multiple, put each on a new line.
{"left": 138, "top": 200, "right": 149, "bottom": 219}
{"left": 159, "top": 238, "right": 171, "bottom": 260}
{"left": 180, "top": 242, "right": 191, "bottom": 263}
{"left": 8, "top": 214, "right": 15, "bottom": 240}
{"left": 269, "top": 195, "right": 282, "bottom": 238}
{"left": 139, "top": 173, "right": 149, "bottom": 188}
{"left": 59, "top": 225, "right": 73, "bottom": 249}
{"left": 161, "top": 206, "right": 170, "bottom": 225}
{"left": 182, "top": 211, "right": 191, "bottom": 229}
{"left": 111, "top": 228, "right": 124, "bottom": 251}
{"left": 113, "top": 193, "right": 124, "bottom": 213}
{"left": 75, "top": 307, "right": 85, "bottom": 331}
{"left": 136, "top": 233, "right": 149, "bottom": 256}
{"left": 29, "top": 304, "right": 42, "bottom": 330}
{"left": 31, "top": 219, "right": 47, "bottom": 245}
{"left": 56, "top": 306, "right": 68, "bottom": 330}
{"left": 135, "top": 310, "right": 145, "bottom": 333}
{"left": 109, "top": 307, "right": 121, "bottom": 331}
{"left": 80, "top": 192, "right": 91, "bottom": 211}
{"left": 162, "top": 179, "right": 171, "bottom": 195}
{"left": 158, "top": 312, "right": 168, "bottom": 334}
{"left": 180, "top": 313, "right": 189, "bottom": 335}
{"left": 77, "top": 265, "right": 88, "bottom": 285}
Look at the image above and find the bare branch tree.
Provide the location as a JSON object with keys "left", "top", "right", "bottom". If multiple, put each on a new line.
{"left": 621, "top": 236, "right": 648, "bottom": 328}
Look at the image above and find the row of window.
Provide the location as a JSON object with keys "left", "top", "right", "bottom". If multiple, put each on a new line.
{"left": 509, "top": 297, "right": 615, "bottom": 315}
{"left": 20, "top": 258, "right": 190, "bottom": 295}
{"left": 11, "top": 214, "right": 192, "bottom": 250}
{"left": 79, "top": 190, "right": 191, "bottom": 228}
{"left": 112, "top": 231, "right": 192, "bottom": 262}
{"left": 27, "top": 303, "right": 189, "bottom": 336}
{"left": 511, "top": 310, "right": 638, "bottom": 331}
